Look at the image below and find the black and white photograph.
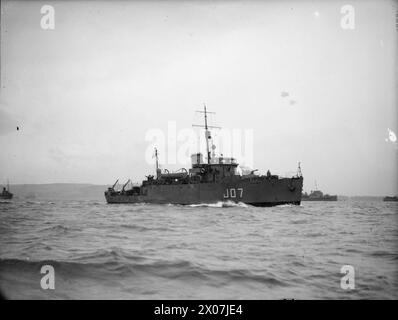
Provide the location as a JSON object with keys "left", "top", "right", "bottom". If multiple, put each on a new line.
{"left": 0, "top": 0, "right": 397, "bottom": 305}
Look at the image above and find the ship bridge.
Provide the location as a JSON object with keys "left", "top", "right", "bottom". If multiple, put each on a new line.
{"left": 189, "top": 152, "right": 239, "bottom": 181}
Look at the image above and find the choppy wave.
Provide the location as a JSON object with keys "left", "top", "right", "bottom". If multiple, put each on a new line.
{"left": 0, "top": 199, "right": 397, "bottom": 299}
{"left": 0, "top": 256, "right": 289, "bottom": 289}
{"left": 119, "top": 224, "right": 170, "bottom": 232}
{"left": 40, "top": 225, "right": 70, "bottom": 233}
{"left": 188, "top": 201, "right": 249, "bottom": 208}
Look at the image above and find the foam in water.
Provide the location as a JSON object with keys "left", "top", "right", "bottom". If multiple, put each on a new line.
{"left": 187, "top": 201, "right": 249, "bottom": 208}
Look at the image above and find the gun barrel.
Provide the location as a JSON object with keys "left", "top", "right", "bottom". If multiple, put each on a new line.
{"left": 112, "top": 179, "right": 119, "bottom": 189}
{"left": 122, "top": 179, "right": 131, "bottom": 191}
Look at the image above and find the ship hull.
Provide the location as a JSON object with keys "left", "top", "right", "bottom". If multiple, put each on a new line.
{"left": 0, "top": 194, "right": 13, "bottom": 200}
{"left": 105, "top": 177, "right": 303, "bottom": 206}
{"left": 383, "top": 197, "right": 398, "bottom": 202}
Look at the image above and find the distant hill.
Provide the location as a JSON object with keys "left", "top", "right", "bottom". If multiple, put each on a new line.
{"left": 7, "top": 184, "right": 111, "bottom": 201}
{"left": 336, "top": 196, "right": 385, "bottom": 201}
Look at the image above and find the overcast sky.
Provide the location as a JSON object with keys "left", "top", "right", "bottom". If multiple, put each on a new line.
{"left": 0, "top": 0, "right": 397, "bottom": 196}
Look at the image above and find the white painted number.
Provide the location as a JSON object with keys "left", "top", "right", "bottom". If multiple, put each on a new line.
{"left": 223, "top": 188, "right": 243, "bottom": 198}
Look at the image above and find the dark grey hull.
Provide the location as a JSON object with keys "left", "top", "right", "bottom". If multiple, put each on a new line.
{"left": 105, "top": 177, "right": 303, "bottom": 206}
{"left": 383, "top": 197, "right": 398, "bottom": 202}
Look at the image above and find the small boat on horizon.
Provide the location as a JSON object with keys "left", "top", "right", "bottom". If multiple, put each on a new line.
{"left": 301, "top": 190, "right": 338, "bottom": 201}
{"left": 383, "top": 196, "right": 398, "bottom": 202}
{"left": 301, "top": 180, "right": 337, "bottom": 201}
{"left": 0, "top": 181, "right": 13, "bottom": 200}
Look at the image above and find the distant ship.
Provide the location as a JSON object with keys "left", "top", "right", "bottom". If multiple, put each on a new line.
{"left": 383, "top": 196, "right": 398, "bottom": 202}
{"left": 105, "top": 106, "right": 304, "bottom": 206}
{"left": 0, "top": 182, "right": 13, "bottom": 200}
{"left": 302, "top": 190, "right": 337, "bottom": 201}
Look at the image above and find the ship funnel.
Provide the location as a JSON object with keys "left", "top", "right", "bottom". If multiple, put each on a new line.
{"left": 191, "top": 153, "right": 204, "bottom": 165}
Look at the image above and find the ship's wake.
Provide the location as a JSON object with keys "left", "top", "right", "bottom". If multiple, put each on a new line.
{"left": 274, "top": 204, "right": 301, "bottom": 208}
{"left": 187, "top": 201, "right": 249, "bottom": 208}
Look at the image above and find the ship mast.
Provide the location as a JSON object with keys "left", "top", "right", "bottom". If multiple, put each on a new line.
{"left": 192, "top": 103, "right": 220, "bottom": 164}
{"left": 203, "top": 104, "right": 210, "bottom": 164}
{"left": 154, "top": 147, "right": 160, "bottom": 179}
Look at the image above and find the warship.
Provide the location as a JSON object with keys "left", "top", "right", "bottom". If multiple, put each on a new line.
{"left": 105, "top": 106, "right": 303, "bottom": 206}
{"left": 383, "top": 196, "right": 398, "bottom": 202}
{"left": 0, "top": 182, "right": 13, "bottom": 200}
{"left": 301, "top": 190, "right": 337, "bottom": 201}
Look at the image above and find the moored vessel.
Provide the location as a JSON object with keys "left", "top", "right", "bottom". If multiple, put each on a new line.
{"left": 383, "top": 196, "right": 398, "bottom": 202}
{"left": 0, "top": 181, "right": 13, "bottom": 200}
{"left": 301, "top": 190, "right": 337, "bottom": 201}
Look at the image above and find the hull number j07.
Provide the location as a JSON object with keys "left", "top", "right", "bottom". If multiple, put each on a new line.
{"left": 223, "top": 188, "right": 243, "bottom": 198}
